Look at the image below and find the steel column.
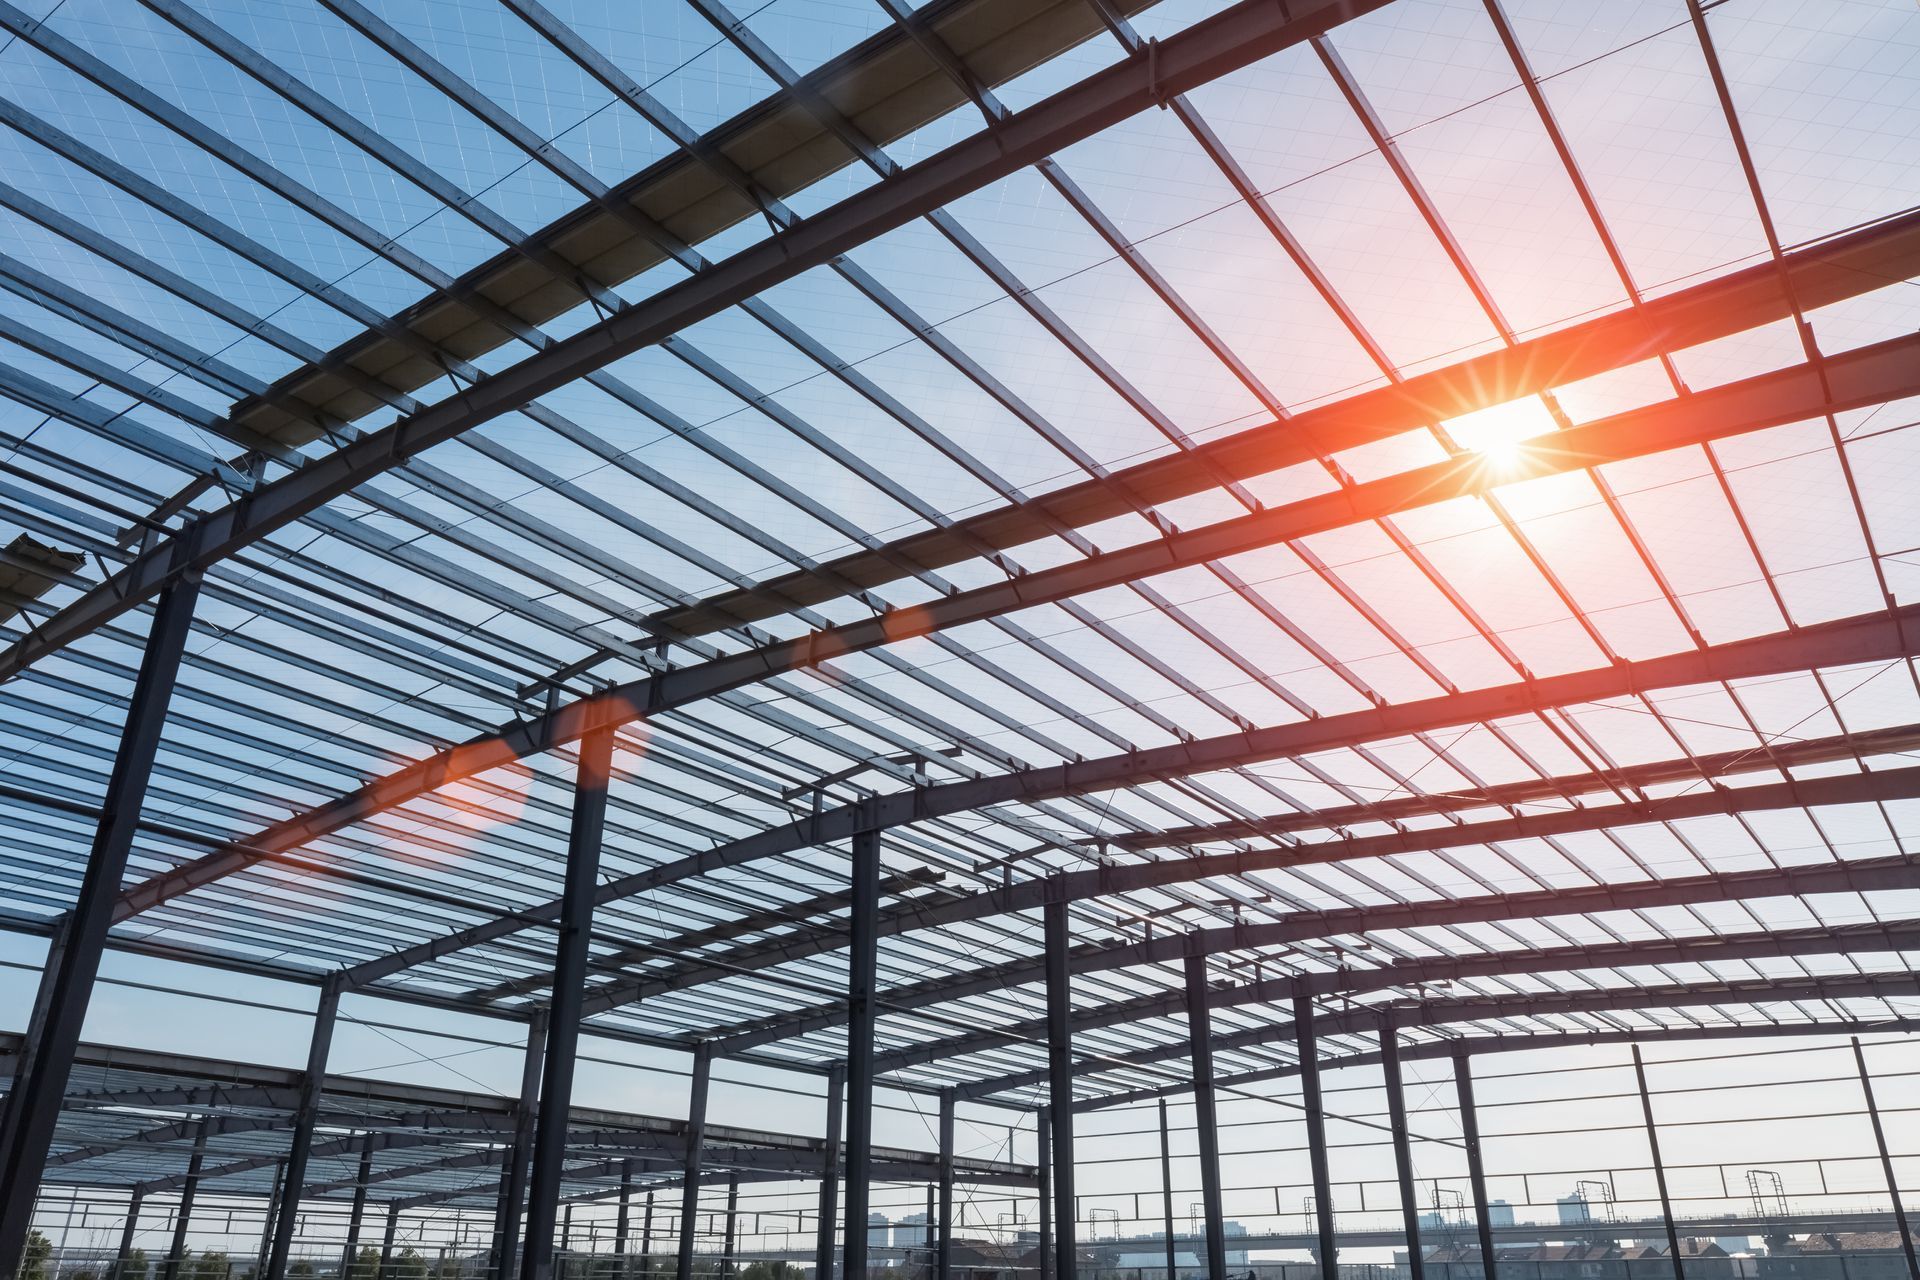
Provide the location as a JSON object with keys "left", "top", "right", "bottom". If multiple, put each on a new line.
{"left": 113, "top": 1188, "right": 144, "bottom": 1280}
{"left": 1293, "top": 995, "right": 1337, "bottom": 1277}
{"left": 843, "top": 828, "right": 880, "bottom": 1280}
{"left": 1378, "top": 1021, "right": 1422, "bottom": 1280}
{"left": 1184, "top": 954, "right": 1226, "bottom": 1280}
{"left": 379, "top": 1202, "right": 399, "bottom": 1280}
{"left": 676, "top": 1044, "right": 712, "bottom": 1280}
{"left": 270, "top": 976, "right": 343, "bottom": 1278}
{"left": 1629, "top": 1047, "right": 1687, "bottom": 1280}
{"left": 1452, "top": 1052, "right": 1496, "bottom": 1280}
{"left": 342, "top": 1137, "right": 374, "bottom": 1280}
{"left": 1044, "top": 898, "right": 1077, "bottom": 1280}
{"left": 642, "top": 1191, "right": 654, "bottom": 1273}
{"left": 0, "top": 574, "right": 202, "bottom": 1278}
{"left": 523, "top": 725, "right": 617, "bottom": 1280}
{"left": 162, "top": 1117, "right": 210, "bottom": 1280}
{"left": 1852, "top": 1039, "right": 1920, "bottom": 1280}
{"left": 815, "top": 1065, "right": 843, "bottom": 1280}
{"left": 722, "top": 1176, "right": 738, "bottom": 1276}
{"left": 1037, "top": 1110, "right": 1052, "bottom": 1280}
{"left": 497, "top": 1012, "right": 549, "bottom": 1280}
{"left": 938, "top": 1087, "right": 955, "bottom": 1280}
{"left": 616, "top": 1160, "right": 634, "bottom": 1256}
{"left": 1158, "top": 1100, "right": 1176, "bottom": 1280}
{"left": 257, "top": 1160, "right": 285, "bottom": 1280}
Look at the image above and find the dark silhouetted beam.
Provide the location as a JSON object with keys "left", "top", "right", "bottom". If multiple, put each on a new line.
{"left": 1083, "top": 1019, "right": 1920, "bottom": 1112}
{"left": 109, "top": 325, "right": 1920, "bottom": 924}
{"left": 964, "top": 972, "right": 1920, "bottom": 1099}
{"left": 338, "top": 601, "right": 1920, "bottom": 1007}
{"left": 705, "top": 754, "right": 1920, "bottom": 1055}
{"left": 862, "top": 916, "right": 1920, "bottom": 1076}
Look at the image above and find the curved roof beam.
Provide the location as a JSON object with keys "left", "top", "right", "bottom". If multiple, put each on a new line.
{"left": 318, "top": 602, "right": 1920, "bottom": 997}
{"left": 1078, "top": 1018, "right": 1920, "bottom": 1112}
{"left": 709, "top": 850, "right": 1920, "bottom": 1057}
{"left": 105, "top": 313, "right": 1920, "bottom": 925}
{"left": 861, "top": 919, "right": 1920, "bottom": 1076}
{"left": 117, "top": 359, "right": 1920, "bottom": 927}
{"left": 963, "top": 971, "right": 1920, "bottom": 1100}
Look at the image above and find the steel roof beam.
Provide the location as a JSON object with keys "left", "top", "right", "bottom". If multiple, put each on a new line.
{"left": 0, "top": 0, "right": 1389, "bottom": 686}
{"left": 116, "top": 336, "right": 1920, "bottom": 926}
{"left": 1078, "top": 1019, "right": 1920, "bottom": 1112}
{"left": 637, "top": 207, "right": 1920, "bottom": 643}
{"left": 863, "top": 919, "right": 1920, "bottom": 1075}
{"left": 963, "top": 972, "right": 1920, "bottom": 1099}
{"left": 694, "top": 756, "right": 1920, "bottom": 1052}
{"left": 334, "top": 602, "right": 1920, "bottom": 1003}
{"left": 712, "top": 849, "right": 1920, "bottom": 1058}
{"left": 370, "top": 610, "right": 1920, "bottom": 1020}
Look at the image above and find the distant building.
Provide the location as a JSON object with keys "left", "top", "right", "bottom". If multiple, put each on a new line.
{"left": 868, "top": 1214, "right": 890, "bottom": 1247}
{"left": 1760, "top": 1232, "right": 1915, "bottom": 1280}
{"left": 1490, "top": 1202, "right": 1517, "bottom": 1229}
{"left": 895, "top": 1213, "right": 930, "bottom": 1250}
{"left": 1424, "top": 1239, "right": 1734, "bottom": 1280}
{"left": 1559, "top": 1196, "right": 1592, "bottom": 1226}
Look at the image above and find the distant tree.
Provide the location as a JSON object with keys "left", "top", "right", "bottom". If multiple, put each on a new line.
{"left": 190, "top": 1252, "right": 230, "bottom": 1280}
{"left": 390, "top": 1250, "right": 428, "bottom": 1280}
{"left": 290, "top": 1263, "right": 316, "bottom": 1280}
{"left": 67, "top": 1269, "right": 99, "bottom": 1280}
{"left": 346, "top": 1248, "right": 381, "bottom": 1280}
{"left": 19, "top": 1232, "right": 53, "bottom": 1280}
{"left": 740, "top": 1263, "right": 800, "bottom": 1280}
{"left": 121, "top": 1249, "right": 151, "bottom": 1280}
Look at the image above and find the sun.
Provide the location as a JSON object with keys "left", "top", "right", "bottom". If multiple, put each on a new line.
{"left": 1445, "top": 395, "right": 1559, "bottom": 473}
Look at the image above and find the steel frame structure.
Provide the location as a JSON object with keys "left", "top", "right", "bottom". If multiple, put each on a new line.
{"left": 4, "top": 1, "right": 1920, "bottom": 1279}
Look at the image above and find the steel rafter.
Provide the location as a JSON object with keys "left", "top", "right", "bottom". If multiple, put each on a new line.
{"left": 712, "top": 850, "right": 1920, "bottom": 1062}
{"left": 137, "top": 547, "right": 1920, "bottom": 994}
{"left": 965, "top": 972, "right": 1920, "bottom": 1101}
{"left": 858, "top": 919, "right": 1920, "bottom": 1076}
{"left": 103, "top": 302, "right": 1920, "bottom": 927}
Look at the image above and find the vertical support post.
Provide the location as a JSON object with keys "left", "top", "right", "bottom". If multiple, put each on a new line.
{"left": 844, "top": 828, "right": 881, "bottom": 1280}
{"left": 1451, "top": 1051, "right": 1496, "bottom": 1280}
{"left": 1158, "top": 1100, "right": 1175, "bottom": 1280}
{"left": 270, "top": 978, "right": 343, "bottom": 1278}
{"left": 523, "top": 726, "right": 617, "bottom": 1280}
{"left": 114, "top": 1189, "right": 144, "bottom": 1280}
{"left": 497, "top": 1013, "right": 549, "bottom": 1280}
{"left": 258, "top": 1160, "right": 286, "bottom": 1280}
{"left": 816, "top": 1065, "right": 844, "bottom": 1280}
{"left": 722, "top": 1177, "right": 739, "bottom": 1277}
{"left": 938, "top": 1088, "right": 955, "bottom": 1280}
{"left": 342, "top": 1137, "right": 374, "bottom": 1280}
{"left": 379, "top": 1202, "right": 399, "bottom": 1280}
{"left": 1183, "top": 955, "right": 1225, "bottom": 1280}
{"left": 1630, "top": 1047, "right": 1687, "bottom": 1280}
{"left": 1044, "top": 899, "right": 1077, "bottom": 1280}
{"left": 1853, "top": 1040, "right": 1920, "bottom": 1280}
{"left": 1037, "top": 1111, "right": 1052, "bottom": 1280}
{"left": 0, "top": 575, "right": 202, "bottom": 1277}
{"left": 1292, "top": 996, "right": 1336, "bottom": 1280}
{"left": 617, "top": 1161, "right": 634, "bottom": 1257}
{"left": 677, "top": 1045, "right": 712, "bottom": 1280}
{"left": 642, "top": 1191, "right": 654, "bottom": 1276}
{"left": 164, "top": 1117, "right": 211, "bottom": 1280}
{"left": 1378, "top": 1021, "right": 1422, "bottom": 1280}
